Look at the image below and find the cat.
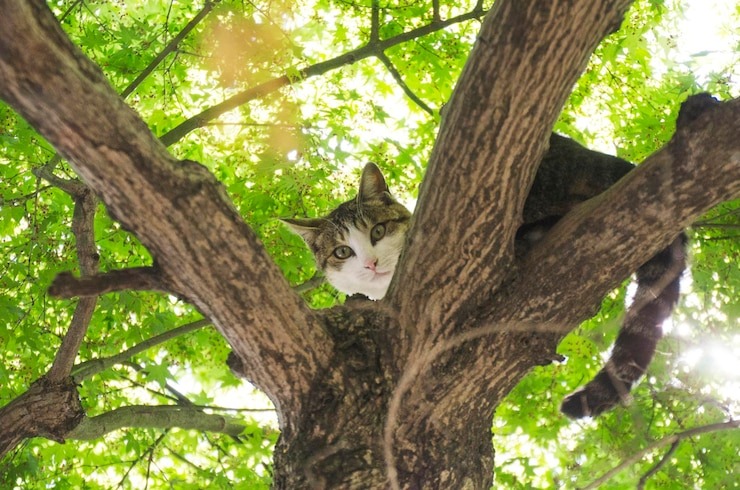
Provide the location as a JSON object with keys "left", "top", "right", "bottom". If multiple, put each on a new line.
{"left": 283, "top": 134, "right": 686, "bottom": 418}
{"left": 281, "top": 163, "right": 412, "bottom": 300}
{"left": 531, "top": 134, "right": 687, "bottom": 418}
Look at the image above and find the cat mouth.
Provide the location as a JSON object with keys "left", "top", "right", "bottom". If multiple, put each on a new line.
{"left": 372, "top": 271, "right": 391, "bottom": 279}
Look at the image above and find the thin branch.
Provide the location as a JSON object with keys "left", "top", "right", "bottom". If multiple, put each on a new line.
{"left": 704, "top": 234, "right": 740, "bottom": 241}
{"left": 692, "top": 222, "right": 740, "bottom": 229}
{"left": 159, "top": 6, "right": 488, "bottom": 146}
{"left": 370, "top": 0, "right": 380, "bottom": 42}
{"left": 66, "top": 405, "right": 246, "bottom": 440}
{"left": 47, "top": 190, "right": 99, "bottom": 381}
{"left": 164, "top": 445, "right": 208, "bottom": 474}
{"left": 33, "top": 3, "right": 216, "bottom": 185}
{"left": 637, "top": 439, "right": 679, "bottom": 490}
{"left": 57, "top": 0, "right": 82, "bottom": 23}
{"left": 122, "top": 360, "right": 194, "bottom": 407}
{"left": 581, "top": 419, "right": 740, "bottom": 489}
{"left": 48, "top": 267, "right": 168, "bottom": 298}
{"left": 32, "top": 165, "right": 87, "bottom": 197}
{"left": 292, "top": 272, "right": 325, "bottom": 294}
{"left": 0, "top": 185, "right": 52, "bottom": 205}
{"left": 376, "top": 51, "right": 435, "bottom": 115}
{"left": 116, "top": 431, "right": 168, "bottom": 489}
{"left": 120, "top": 1, "right": 216, "bottom": 99}
{"left": 71, "top": 318, "right": 211, "bottom": 382}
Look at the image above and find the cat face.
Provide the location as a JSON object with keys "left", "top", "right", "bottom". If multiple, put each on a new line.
{"left": 282, "top": 163, "right": 411, "bottom": 300}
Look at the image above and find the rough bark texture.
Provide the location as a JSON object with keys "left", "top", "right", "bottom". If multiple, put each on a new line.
{"left": 0, "top": 0, "right": 739, "bottom": 487}
{"left": 0, "top": 378, "right": 84, "bottom": 455}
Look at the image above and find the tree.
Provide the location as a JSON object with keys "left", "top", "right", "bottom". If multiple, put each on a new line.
{"left": 1, "top": 0, "right": 738, "bottom": 488}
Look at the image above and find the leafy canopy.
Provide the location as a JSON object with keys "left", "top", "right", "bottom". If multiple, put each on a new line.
{"left": 0, "top": 0, "right": 738, "bottom": 488}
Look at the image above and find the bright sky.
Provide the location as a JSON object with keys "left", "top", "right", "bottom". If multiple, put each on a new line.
{"left": 674, "top": 0, "right": 739, "bottom": 82}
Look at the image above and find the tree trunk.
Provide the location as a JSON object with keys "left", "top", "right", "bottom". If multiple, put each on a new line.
{"left": 0, "top": 0, "right": 738, "bottom": 487}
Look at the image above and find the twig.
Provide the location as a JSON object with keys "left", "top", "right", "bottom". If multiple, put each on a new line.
{"left": 292, "top": 272, "right": 325, "bottom": 294}
{"left": 57, "top": 0, "right": 83, "bottom": 23}
{"left": 0, "top": 185, "right": 52, "bottom": 206}
{"left": 376, "top": 51, "right": 435, "bottom": 115}
{"left": 71, "top": 318, "right": 211, "bottom": 381}
{"left": 704, "top": 235, "right": 740, "bottom": 241}
{"left": 35, "top": 2, "right": 216, "bottom": 183}
{"left": 581, "top": 419, "right": 739, "bottom": 489}
{"left": 122, "top": 360, "right": 194, "bottom": 406}
{"left": 159, "top": 6, "right": 488, "bottom": 146}
{"left": 692, "top": 222, "right": 740, "bottom": 229}
{"left": 164, "top": 444, "right": 208, "bottom": 474}
{"left": 637, "top": 439, "right": 679, "bottom": 490}
{"left": 120, "top": 1, "right": 217, "bottom": 99}
{"left": 116, "top": 431, "right": 168, "bottom": 489}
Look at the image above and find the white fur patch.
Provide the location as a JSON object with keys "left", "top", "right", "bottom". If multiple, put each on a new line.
{"left": 325, "top": 225, "right": 405, "bottom": 300}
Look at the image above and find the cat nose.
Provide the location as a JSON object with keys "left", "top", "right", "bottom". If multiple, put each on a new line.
{"left": 364, "top": 259, "right": 378, "bottom": 271}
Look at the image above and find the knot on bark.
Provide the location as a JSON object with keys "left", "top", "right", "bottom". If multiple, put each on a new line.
{"left": 28, "top": 376, "right": 85, "bottom": 442}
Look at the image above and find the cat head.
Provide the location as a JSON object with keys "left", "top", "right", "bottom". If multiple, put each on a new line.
{"left": 282, "top": 163, "right": 411, "bottom": 300}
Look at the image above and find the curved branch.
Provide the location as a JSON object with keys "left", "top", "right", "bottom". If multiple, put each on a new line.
{"left": 582, "top": 419, "right": 739, "bottom": 489}
{"left": 637, "top": 440, "right": 679, "bottom": 490}
{"left": 66, "top": 405, "right": 246, "bottom": 440}
{"left": 376, "top": 51, "right": 434, "bottom": 115}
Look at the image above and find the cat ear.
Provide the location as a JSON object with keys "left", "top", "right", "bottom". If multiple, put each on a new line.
{"left": 358, "top": 163, "right": 390, "bottom": 202}
{"left": 280, "top": 218, "right": 323, "bottom": 245}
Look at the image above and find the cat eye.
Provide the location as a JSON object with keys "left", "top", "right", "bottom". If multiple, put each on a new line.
{"left": 370, "top": 223, "right": 386, "bottom": 242}
{"left": 333, "top": 245, "right": 353, "bottom": 260}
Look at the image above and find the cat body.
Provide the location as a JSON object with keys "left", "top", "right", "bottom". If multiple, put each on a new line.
{"left": 284, "top": 134, "right": 686, "bottom": 418}
{"left": 532, "top": 135, "right": 686, "bottom": 418}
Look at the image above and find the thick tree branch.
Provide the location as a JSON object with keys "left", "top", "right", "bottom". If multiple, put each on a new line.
{"left": 390, "top": 0, "right": 634, "bottom": 336}
{"left": 49, "top": 267, "right": 169, "bottom": 298}
{"left": 493, "top": 96, "right": 740, "bottom": 328}
{"left": 0, "top": 377, "right": 84, "bottom": 458}
{"left": 0, "top": 0, "right": 331, "bottom": 417}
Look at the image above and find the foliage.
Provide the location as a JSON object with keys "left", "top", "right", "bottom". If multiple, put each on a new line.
{"left": 0, "top": 0, "right": 738, "bottom": 488}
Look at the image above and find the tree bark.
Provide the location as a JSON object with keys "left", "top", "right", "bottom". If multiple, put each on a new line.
{"left": 0, "top": 0, "right": 738, "bottom": 487}
{"left": 0, "top": 377, "right": 83, "bottom": 457}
